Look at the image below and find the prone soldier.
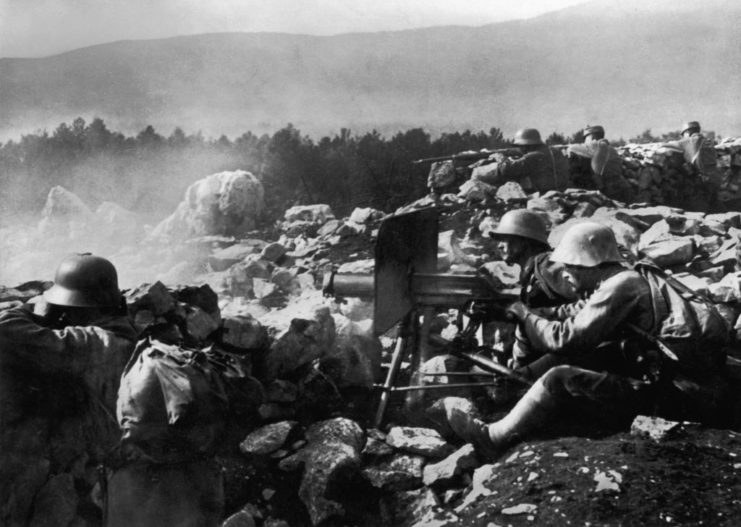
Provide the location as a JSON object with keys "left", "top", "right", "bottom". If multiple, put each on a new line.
{"left": 470, "top": 128, "right": 570, "bottom": 193}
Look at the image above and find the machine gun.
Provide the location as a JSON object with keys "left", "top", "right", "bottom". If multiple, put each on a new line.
{"left": 412, "top": 148, "right": 522, "bottom": 165}
{"left": 323, "top": 208, "right": 528, "bottom": 427}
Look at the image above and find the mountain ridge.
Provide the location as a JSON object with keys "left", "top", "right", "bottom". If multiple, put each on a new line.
{"left": 1, "top": 0, "right": 739, "bottom": 141}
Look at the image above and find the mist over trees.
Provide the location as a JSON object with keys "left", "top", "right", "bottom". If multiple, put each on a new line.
{"left": 0, "top": 118, "right": 678, "bottom": 223}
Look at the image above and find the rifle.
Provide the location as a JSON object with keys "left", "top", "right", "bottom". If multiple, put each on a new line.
{"left": 323, "top": 208, "right": 524, "bottom": 427}
{"left": 412, "top": 148, "right": 521, "bottom": 165}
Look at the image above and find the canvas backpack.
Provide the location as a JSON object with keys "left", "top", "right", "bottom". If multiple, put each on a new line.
{"left": 634, "top": 261, "right": 730, "bottom": 375}
{"left": 116, "top": 338, "right": 230, "bottom": 462}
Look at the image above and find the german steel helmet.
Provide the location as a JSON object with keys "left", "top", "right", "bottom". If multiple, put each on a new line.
{"left": 513, "top": 128, "right": 544, "bottom": 146}
{"left": 490, "top": 209, "right": 549, "bottom": 245}
{"left": 44, "top": 253, "right": 121, "bottom": 308}
{"left": 550, "top": 222, "right": 622, "bottom": 267}
{"left": 681, "top": 121, "right": 701, "bottom": 135}
{"left": 583, "top": 125, "right": 605, "bottom": 140}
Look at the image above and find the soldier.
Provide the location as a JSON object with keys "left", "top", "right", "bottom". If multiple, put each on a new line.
{"left": 0, "top": 253, "right": 137, "bottom": 526}
{"left": 567, "top": 125, "right": 635, "bottom": 203}
{"left": 665, "top": 121, "right": 723, "bottom": 211}
{"left": 440, "top": 222, "right": 728, "bottom": 459}
{"left": 471, "top": 128, "right": 570, "bottom": 193}
{"left": 481, "top": 209, "right": 576, "bottom": 370}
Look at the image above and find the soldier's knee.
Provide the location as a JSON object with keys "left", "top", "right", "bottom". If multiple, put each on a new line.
{"left": 539, "top": 365, "right": 578, "bottom": 395}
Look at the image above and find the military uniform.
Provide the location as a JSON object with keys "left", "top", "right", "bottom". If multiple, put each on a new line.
{"left": 476, "top": 144, "right": 570, "bottom": 193}
{"left": 567, "top": 140, "right": 635, "bottom": 202}
{"left": 0, "top": 306, "right": 137, "bottom": 526}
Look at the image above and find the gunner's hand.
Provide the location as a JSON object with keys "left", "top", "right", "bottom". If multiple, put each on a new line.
{"left": 505, "top": 301, "right": 529, "bottom": 322}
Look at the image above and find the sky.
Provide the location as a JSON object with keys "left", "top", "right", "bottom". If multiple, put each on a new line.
{"left": 0, "top": 0, "right": 588, "bottom": 58}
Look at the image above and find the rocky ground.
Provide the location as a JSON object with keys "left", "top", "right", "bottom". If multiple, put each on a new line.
{"left": 4, "top": 161, "right": 741, "bottom": 526}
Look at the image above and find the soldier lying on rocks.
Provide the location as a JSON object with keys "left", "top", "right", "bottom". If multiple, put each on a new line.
{"left": 471, "top": 128, "right": 570, "bottom": 193}
{"left": 0, "top": 253, "right": 137, "bottom": 526}
{"left": 438, "top": 222, "right": 732, "bottom": 460}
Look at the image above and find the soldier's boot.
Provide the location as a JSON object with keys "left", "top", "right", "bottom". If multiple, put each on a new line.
{"left": 444, "top": 379, "right": 556, "bottom": 460}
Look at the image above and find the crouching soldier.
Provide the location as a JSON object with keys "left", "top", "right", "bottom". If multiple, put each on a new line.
{"left": 0, "top": 253, "right": 137, "bottom": 526}
{"left": 441, "top": 222, "right": 731, "bottom": 459}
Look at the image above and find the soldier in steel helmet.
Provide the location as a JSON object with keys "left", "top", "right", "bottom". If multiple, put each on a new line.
{"left": 0, "top": 253, "right": 137, "bottom": 525}
{"left": 471, "top": 128, "right": 570, "bottom": 193}
{"left": 437, "top": 222, "right": 724, "bottom": 459}
{"left": 664, "top": 121, "right": 723, "bottom": 211}
{"left": 481, "top": 209, "right": 577, "bottom": 367}
{"left": 567, "top": 125, "right": 635, "bottom": 203}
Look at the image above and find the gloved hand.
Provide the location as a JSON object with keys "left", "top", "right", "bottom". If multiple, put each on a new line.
{"left": 505, "top": 301, "right": 529, "bottom": 322}
{"left": 465, "top": 300, "right": 511, "bottom": 322}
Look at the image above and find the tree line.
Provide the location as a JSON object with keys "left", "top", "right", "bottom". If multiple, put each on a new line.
{"left": 0, "top": 117, "right": 684, "bottom": 222}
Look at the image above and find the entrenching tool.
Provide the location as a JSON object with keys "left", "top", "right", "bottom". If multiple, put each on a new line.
{"left": 323, "top": 208, "right": 527, "bottom": 427}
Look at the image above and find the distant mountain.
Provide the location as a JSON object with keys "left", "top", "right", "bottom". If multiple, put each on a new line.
{"left": 1, "top": 0, "right": 739, "bottom": 141}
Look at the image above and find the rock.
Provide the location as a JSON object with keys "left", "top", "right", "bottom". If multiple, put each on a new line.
{"left": 94, "top": 201, "right": 142, "bottom": 243}
{"left": 380, "top": 488, "right": 440, "bottom": 526}
{"left": 263, "top": 317, "right": 332, "bottom": 381}
{"left": 287, "top": 417, "right": 364, "bottom": 525}
{"left": 183, "top": 304, "right": 220, "bottom": 342}
{"left": 527, "top": 196, "right": 568, "bottom": 226}
{"left": 428, "top": 160, "right": 458, "bottom": 190}
{"left": 349, "top": 207, "right": 383, "bottom": 224}
{"left": 630, "top": 415, "right": 690, "bottom": 441}
{"left": 40, "top": 185, "right": 93, "bottom": 219}
{"left": 260, "top": 242, "right": 287, "bottom": 263}
{"left": 239, "top": 421, "right": 298, "bottom": 456}
{"left": 672, "top": 273, "right": 711, "bottom": 295}
{"left": 337, "top": 259, "right": 374, "bottom": 274}
{"left": 423, "top": 444, "right": 479, "bottom": 486}
{"left": 125, "top": 281, "right": 175, "bottom": 316}
{"left": 456, "top": 464, "right": 498, "bottom": 512}
{"left": 209, "top": 242, "right": 262, "bottom": 272}
{"left": 705, "top": 212, "right": 741, "bottom": 230}
{"left": 594, "top": 470, "right": 623, "bottom": 493}
{"left": 317, "top": 219, "right": 342, "bottom": 237}
{"left": 386, "top": 427, "right": 452, "bottom": 458}
{"left": 320, "top": 334, "right": 382, "bottom": 389}
{"left": 362, "top": 436, "right": 394, "bottom": 458}
{"left": 221, "top": 510, "right": 257, "bottom": 527}
{"left": 265, "top": 380, "right": 299, "bottom": 403}
{"left": 284, "top": 204, "right": 335, "bottom": 224}
{"left": 362, "top": 453, "right": 425, "bottom": 490}
{"left": 271, "top": 269, "right": 300, "bottom": 295}
{"left": 150, "top": 170, "right": 264, "bottom": 239}
{"left": 641, "top": 238, "right": 694, "bottom": 267}
{"left": 502, "top": 503, "right": 538, "bottom": 515}
{"left": 639, "top": 220, "right": 674, "bottom": 249}
{"left": 571, "top": 201, "right": 597, "bottom": 218}
{"left": 495, "top": 181, "right": 528, "bottom": 203}
{"left": 174, "top": 284, "right": 220, "bottom": 321}
{"left": 220, "top": 315, "right": 269, "bottom": 351}
{"left": 458, "top": 179, "right": 497, "bottom": 202}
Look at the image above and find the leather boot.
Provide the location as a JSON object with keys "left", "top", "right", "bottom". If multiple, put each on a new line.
{"left": 487, "top": 378, "right": 556, "bottom": 446}
{"left": 444, "top": 379, "right": 556, "bottom": 460}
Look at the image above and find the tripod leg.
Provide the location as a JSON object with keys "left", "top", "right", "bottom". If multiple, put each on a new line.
{"left": 405, "top": 306, "right": 435, "bottom": 415}
{"left": 374, "top": 331, "right": 408, "bottom": 428}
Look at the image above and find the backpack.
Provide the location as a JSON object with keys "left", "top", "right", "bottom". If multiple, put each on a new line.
{"left": 116, "top": 338, "right": 230, "bottom": 462}
{"left": 634, "top": 261, "right": 730, "bottom": 375}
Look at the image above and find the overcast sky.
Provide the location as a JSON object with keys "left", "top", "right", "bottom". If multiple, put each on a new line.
{"left": 0, "top": 0, "right": 589, "bottom": 58}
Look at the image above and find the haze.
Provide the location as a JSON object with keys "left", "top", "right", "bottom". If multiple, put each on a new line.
{"left": 0, "top": 0, "right": 589, "bottom": 58}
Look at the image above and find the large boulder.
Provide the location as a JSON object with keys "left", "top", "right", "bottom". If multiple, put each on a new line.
{"left": 150, "top": 170, "right": 264, "bottom": 239}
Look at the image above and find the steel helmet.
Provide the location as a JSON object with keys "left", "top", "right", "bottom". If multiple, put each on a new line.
{"left": 490, "top": 209, "right": 549, "bottom": 245}
{"left": 583, "top": 125, "right": 605, "bottom": 140}
{"left": 44, "top": 253, "right": 121, "bottom": 308}
{"left": 681, "top": 121, "right": 701, "bottom": 135}
{"left": 513, "top": 128, "right": 544, "bottom": 146}
{"left": 550, "top": 222, "right": 622, "bottom": 267}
